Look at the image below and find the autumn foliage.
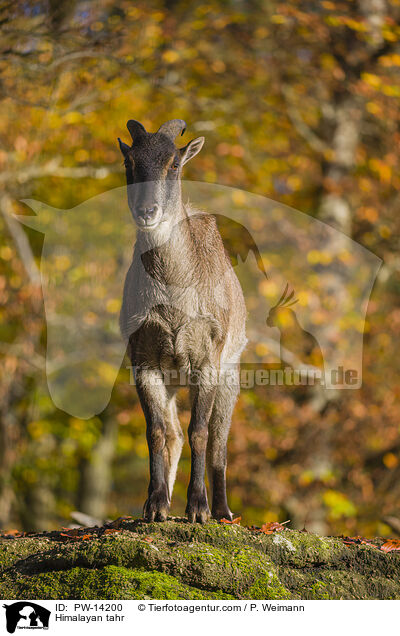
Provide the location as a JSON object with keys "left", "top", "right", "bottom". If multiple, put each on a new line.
{"left": 0, "top": 0, "right": 400, "bottom": 538}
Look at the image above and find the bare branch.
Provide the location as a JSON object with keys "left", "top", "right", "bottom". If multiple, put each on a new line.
{"left": 0, "top": 160, "right": 119, "bottom": 185}
{"left": 382, "top": 516, "right": 400, "bottom": 536}
{"left": 0, "top": 90, "right": 53, "bottom": 110}
{"left": 0, "top": 342, "right": 45, "bottom": 371}
{"left": 281, "top": 87, "right": 328, "bottom": 154}
{"left": 0, "top": 193, "right": 41, "bottom": 286}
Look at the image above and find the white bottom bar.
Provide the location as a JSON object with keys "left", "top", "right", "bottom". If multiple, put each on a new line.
{"left": 1, "top": 599, "right": 398, "bottom": 636}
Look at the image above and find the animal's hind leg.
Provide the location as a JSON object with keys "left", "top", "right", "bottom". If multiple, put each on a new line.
{"left": 163, "top": 393, "right": 184, "bottom": 500}
{"left": 206, "top": 370, "right": 239, "bottom": 521}
{"left": 186, "top": 382, "right": 216, "bottom": 523}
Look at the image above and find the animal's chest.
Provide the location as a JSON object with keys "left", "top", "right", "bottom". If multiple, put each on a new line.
{"left": 130, "top": 306, "right": 224, "bottom": 375}
{"left": 120, "top": 258, "right": 225, "bottom": 342}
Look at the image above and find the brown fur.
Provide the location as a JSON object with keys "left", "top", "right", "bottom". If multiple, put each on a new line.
{"left": 119, "top": 119, "right": 246, "bottom": 522}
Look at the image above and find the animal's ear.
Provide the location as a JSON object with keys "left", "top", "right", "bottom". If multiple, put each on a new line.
{"left": 179, "top": 137, "right": 205, "bottom": 166}
{"left": 126, "top": 120, "right": 146, "bottom": 142}
{"left": 118, "top": 138, "right": 131, "bottom": 157}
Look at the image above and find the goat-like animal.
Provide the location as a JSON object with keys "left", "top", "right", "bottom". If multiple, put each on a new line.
{"left": 119, "top": 119, "right": 247, "bottom": 523}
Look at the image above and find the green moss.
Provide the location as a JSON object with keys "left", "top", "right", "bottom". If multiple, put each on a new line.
{"left": 307, "top": 581, "right": 331, "bottom": 600}
{"left": 0, "top": 565, "right": 235, "bottom": 600}
{"left": 0, "top": 538, "right": 53, "bottom": 570}
{"left": 130, "top": 519, "right": 263, "bottom": 554}
{"left": 1, "top": 520, "right": 400, "bottom": 600}
{"left": 169, "top": 543, "right": 273, "bottom": 594}
{"left": 315, "top": 570, "right": 400, "bottom": 600}
{"left": 256, "top": 531, "right": 348, "bottom": 568}
{"left": 278, "top": 567, "right": 400, "bottom": 600}
{"left": 9, "top": 535, "right": 151, "bottom": 575}
{"left": 8, "top": 533, "right": 272, "bottom": 596}
{"left": 244, "top": 571, "right": 292, "bottom": 600}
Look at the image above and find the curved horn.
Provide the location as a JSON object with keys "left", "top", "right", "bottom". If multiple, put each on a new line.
{"left": 126, "top": 120, "right": 146, "bottom": 141}
{"left": 157, "top": 119, "right": 186, "bottom": 140}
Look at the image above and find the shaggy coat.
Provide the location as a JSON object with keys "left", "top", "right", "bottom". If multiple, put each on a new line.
{"left": 119, "top": 119, "right": 246, "bottom": 523}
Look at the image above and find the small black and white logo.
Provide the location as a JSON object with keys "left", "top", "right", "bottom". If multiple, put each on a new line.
{"left": 3, "top": 602, "right": 50, "bottom": 634}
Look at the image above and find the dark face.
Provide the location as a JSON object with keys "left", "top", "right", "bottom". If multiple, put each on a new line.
{"left": 123, "top": 133, "right": 181, "bottom": 230}
{"left": 119, "top": 119, "right": 204, "bottom": 231}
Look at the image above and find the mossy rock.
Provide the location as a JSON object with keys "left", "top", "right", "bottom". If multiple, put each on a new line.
{"left": 0, "top": 519, "right": 399, "bottom": 600}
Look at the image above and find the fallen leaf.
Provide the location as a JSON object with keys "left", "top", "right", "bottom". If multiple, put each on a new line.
{"left": 360, "top": 540, "right": 379, "bottom": 549}
{"left": 60, "top": 533, "right": 82, "bottom": 542}
{"left": 341, "top": 536, "right": 379, "bottom": 549}
{"left": 381, "top": 539, "right": 400, "bottom": 553}
{"left": 3, "top": 529, "right": 21, "bottom": 536}
{"left": 220, "top": 516, "right": 241, "bottom": 525}
{"left": 103, "top": 528, "right": 121, "bottom": 535}
{"left": 261, "top": 521, "right": 287, "bottom": 534}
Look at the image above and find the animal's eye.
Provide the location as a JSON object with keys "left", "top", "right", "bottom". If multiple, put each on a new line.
{"left": 171, "top": 161, "right": 180, "bottom": 171}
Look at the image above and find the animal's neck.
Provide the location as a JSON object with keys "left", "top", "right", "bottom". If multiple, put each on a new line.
{"left": 134, "top": 202, "right": 197, "bottom": 285}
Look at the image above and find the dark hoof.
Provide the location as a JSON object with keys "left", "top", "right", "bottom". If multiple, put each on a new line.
{"left": 212, "top": 507, "right": 233, "bottom": 521}
{"left": 143, "top": 488, "right": 170, "bottom": 522}
{"left": 186, "top": 488, "right": 210, "bottom": 524}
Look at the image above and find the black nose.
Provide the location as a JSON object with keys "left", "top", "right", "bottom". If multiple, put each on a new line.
{"left": 136, "top": 205, "right": 159, "bottom": 223}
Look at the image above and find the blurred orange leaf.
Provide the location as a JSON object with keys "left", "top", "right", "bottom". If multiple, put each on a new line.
{"left": 3, "top": 529, "right": 21, "bottom": 537}
{"left": 381, "top": 539, "right": 400, "bottom": 553}
{"left": 220, "top": 516, "right": 241, "bottom": 525}
{"left": 103, "top": 528, "right": 121, "bottom": 535}
{"left": 342, "top": 536, "right": 379, "bottom": 549}
{"left": 261, "top": 521, "right": 288, "bottom": 534}
{"left": 60, "top": 533, "right": 82, "bottom": 542}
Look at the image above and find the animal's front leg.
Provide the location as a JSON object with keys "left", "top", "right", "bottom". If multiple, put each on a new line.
{"left": 136, "top": 369, "right": 170, "bottom": 522}
{"left": 186, "top": 383, "right": 217, "bottom": 523}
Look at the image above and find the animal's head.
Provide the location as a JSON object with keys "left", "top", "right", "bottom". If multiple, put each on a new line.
{"left": 118, "top": 119, "right": 204, "bottom": 231}
{"left": 266, "top": 284, "right": 298, "bottom": 327}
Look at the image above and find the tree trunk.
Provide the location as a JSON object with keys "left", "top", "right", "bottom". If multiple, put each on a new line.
{"left": 77, "top": 416, "right": 118, "bottom": 521}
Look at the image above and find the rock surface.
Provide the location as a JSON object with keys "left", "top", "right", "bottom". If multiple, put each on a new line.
{"left": 1, "top": 518, "right": 399, "bottom": 599}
